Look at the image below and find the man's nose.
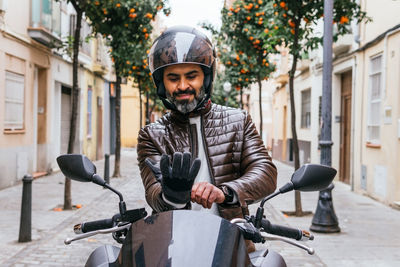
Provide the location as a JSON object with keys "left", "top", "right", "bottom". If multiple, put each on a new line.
{"left": 178, "top": 78, "right": 189, "bottom": 90}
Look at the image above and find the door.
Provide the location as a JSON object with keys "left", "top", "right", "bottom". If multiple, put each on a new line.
{"left": 96, "top": 96, "right": 103, "bottom": 160}
{"left": 339, "top": 71, "right": 352, "bottom": 184}
{"left": 60, "top": 86, "right": 71, "bottom": 154}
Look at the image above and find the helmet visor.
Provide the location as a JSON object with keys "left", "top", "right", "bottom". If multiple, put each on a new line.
{"left": 149, "top": 31, "right": 215, "bottom": 73}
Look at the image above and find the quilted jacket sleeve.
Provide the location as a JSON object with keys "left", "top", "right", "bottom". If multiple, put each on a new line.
{"left": 137, "top": 126, "right": 180, "bottom": 212}
{"left": 220, "top": 112, "right": 277, "bottom": 207}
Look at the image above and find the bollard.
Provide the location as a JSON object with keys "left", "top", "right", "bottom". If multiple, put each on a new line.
{"left": 310, "top": 183, "right": 340, "bottom": 233}
{"left": 104, "top": 154, "right": 110, "bottom": 184}
{"left": 18, "top": 174, "right": 33, "bottom": 242}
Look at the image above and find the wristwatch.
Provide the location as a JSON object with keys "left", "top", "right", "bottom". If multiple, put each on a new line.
{"left": 220, "top": 185, "right": 234, "bottom": 203}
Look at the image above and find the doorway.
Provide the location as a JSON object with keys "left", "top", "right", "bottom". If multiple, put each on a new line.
{"left": 339, "top": 71, "right": 352, "bottom": 184}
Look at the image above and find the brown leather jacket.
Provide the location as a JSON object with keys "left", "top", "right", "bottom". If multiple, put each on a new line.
{"left": 137, "top": 103, "right": 277, "bottom": 221}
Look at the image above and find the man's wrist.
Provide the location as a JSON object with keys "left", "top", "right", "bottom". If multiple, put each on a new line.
{"left": 220, "top": 185, "right": 234, "bottom": 203}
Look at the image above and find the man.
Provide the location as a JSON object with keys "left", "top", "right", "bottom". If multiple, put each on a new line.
{"left": 137, "top": 26, "right": 277, "bottom": 227}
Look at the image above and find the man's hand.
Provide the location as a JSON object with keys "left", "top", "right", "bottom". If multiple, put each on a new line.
{"left": 145, "top": 152, "right": 200, "bottom": 205}
{"left": 191, "top": 182, "right": 225, "bottom": 209}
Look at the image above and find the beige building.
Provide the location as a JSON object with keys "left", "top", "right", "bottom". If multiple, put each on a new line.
{"left": 121, "top": 78, "right": 144, "bottom": 148}
{"left": 0, "top": 0, "right": 71, "bottom": 188}
{"left": 0, "top": 0, "right": 114, "bottom": 189}
{"left": 271, "top": 0, "right": 400, "bottom": 207}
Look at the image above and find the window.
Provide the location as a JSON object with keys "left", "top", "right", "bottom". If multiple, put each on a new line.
{"left": 4, "top": 71, "right": 25, "bottom": 131}
{"left": 367, "top": 55, "right": 382, "bottom": 143}
{"left": 301, "top": 89, "right": 311, "bottom": 128}
{"left": 31, "top": 0, "right": 61, "bottom": 36}
{"left": 87, "top": 86, "right": 92, "bottom": 137}
{"left": 69, "top": 14, "right": 76, "bottom": 37}
{"left": 80, "top": 19, "right": 91, "bottom": 55}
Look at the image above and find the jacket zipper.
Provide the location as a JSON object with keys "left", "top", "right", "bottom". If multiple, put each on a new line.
{"left": 200, "top": 114, "right": 216, "bottom": 186}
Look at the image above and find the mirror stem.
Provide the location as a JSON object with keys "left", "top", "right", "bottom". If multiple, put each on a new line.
{"left": 260, "top": 191, "right": 280, "bottom": 208}
{"left": 103, "top": 184, "right": 126, "bottom": 216}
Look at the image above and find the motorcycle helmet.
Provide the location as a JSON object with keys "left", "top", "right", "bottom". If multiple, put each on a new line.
{"left": 148, "top": 25, "right": 217, "bottom": 113}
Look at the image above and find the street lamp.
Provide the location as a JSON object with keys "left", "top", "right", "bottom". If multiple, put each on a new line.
{"left": 310, "top": 0, "right": 340, "bottom": 233}
{"left": 223, "top": 81, "right": 232, "bottom": 106}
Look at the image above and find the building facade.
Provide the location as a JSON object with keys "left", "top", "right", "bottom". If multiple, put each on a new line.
{"left": 270, "top": 0, "right": 400, "bottom": 207}
{"left": 0, "top": 0, "right": 114, "bottom": 189}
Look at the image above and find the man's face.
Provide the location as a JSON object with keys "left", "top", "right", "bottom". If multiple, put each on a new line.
{"left": 163, "top": 63, "right": 205, "bottom": 114}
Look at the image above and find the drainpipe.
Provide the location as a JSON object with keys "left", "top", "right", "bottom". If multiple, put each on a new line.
{"left": 350, "top": 0, "right": 360, "bottom": 192}
{"left": 382, "top": 27, "right": 400, "bottom": 101}
{"left": 351, "top": 57, "right": 356, "bottom": 191}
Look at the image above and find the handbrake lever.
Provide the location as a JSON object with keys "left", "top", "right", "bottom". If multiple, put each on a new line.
{"left": 260, "top": 232, "right": 315, "bottom": 255}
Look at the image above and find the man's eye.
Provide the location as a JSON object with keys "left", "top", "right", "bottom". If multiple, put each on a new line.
{"left": 187, "top": 75, "right": 196, "bottom": 80}
{"left": 169, "top": 78, "right": 179, "bottom": 82}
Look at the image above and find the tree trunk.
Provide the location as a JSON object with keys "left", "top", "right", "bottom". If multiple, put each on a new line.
{"left": 64, "top": 7, "right": 83, "bottom": 210}
{"left": 257, "top": 77, "right": 263, "bottom": 138}
{"left": 139, "top": 81, "right": 143, "bottom": 128}
{"left": 240, "top": 88, "right": 243, "bottom": 109}
{"left": 112, "top": 73, "right": 121, "bottom": 177}
{"left": 145, "top": 90, "right": 150, "bottom": 125}
{"left": 288, "top": 19, "right": 303, "bottom": 216}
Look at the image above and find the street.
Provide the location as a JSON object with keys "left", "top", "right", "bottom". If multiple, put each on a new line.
{"left": 0, "top": 149, "right": 399, "bottom": 266}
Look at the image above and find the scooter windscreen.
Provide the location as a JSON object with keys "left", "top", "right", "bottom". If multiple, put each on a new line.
{"left": 117, "top": 210, "right": 251, "bottom": 267}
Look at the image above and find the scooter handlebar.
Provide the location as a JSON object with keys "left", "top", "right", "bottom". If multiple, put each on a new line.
{"left": 260, "top": 219, "right": 304, "bottom": 241}
{"left": 74, "top": 218, "right": 114, "bottom": 234}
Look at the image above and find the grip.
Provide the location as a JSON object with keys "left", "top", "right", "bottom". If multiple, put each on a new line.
{"left": 261, "top": 219, "right": 303, "bottom": 240}
{"left": 74, "top": 218, "right": 114, "bottom": 234}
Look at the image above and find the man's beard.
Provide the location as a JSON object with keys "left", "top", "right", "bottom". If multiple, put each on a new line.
{"left": 166, "top": 86, "right": 206, "bottom": 114}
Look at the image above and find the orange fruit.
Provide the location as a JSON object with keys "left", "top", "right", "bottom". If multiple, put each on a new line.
{"left": 130, "top": 8, "right": 135, "bottom": 13}
{"left": 280, "top": 2, "right": 286, "bottom": 8}
{"left": 116, "top": 3, "right": 121, "bottom": 8}
{"left": 340, "top": 16, "right": 349, "bottom": 24}
{"left": 264, "top": 28, "right": 269, "bottom": 34}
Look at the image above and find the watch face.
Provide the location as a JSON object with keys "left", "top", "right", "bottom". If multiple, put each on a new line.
{"left": 222, "top": 186, "right": 233, "bottom": 203}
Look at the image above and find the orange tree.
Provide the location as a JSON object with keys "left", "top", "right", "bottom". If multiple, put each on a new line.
{"left": 263, "top": 0, "right": 369, "bottom": 215}
{"left": 220, "top": 0, "right": 277, "bottom": 137}
{"left": 55, "top": 0, "right": 89, "bottom": 210}
{"left": 128, "top": 41, "right": 165, "bottom": 127}
{"left": 85, "top": 0, "right": 169, "bottom": 177}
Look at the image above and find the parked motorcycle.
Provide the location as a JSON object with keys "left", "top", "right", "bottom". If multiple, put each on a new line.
{"left": 56, "top": 154, "right": 336, "bottom": 267}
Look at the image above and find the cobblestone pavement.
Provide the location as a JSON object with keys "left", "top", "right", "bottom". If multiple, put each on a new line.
{"left": 1, "top": 149, "right": 399, "bottom": 266}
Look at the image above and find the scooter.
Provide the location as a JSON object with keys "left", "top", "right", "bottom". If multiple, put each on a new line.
{"left": 56, "top": 154, "right": 336, "bottom": 267}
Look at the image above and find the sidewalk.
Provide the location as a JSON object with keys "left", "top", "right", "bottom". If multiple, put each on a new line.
{"left": 0, "top": 150, "right": 399, "bottom": 266}
{"left": 268, "top": 161, "right": 400, "bottom": 267}
{"left": 0, "top": 148, "right": 150, "bottom": 266}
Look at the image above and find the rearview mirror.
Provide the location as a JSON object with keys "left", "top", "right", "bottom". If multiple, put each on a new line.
{"left": 56, "top": 154, "right": 96, "bottom": 183}
{"left": 291, "top": 164, "right": 337, "bottom": 192}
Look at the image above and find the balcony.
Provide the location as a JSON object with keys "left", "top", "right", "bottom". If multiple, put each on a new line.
{"left": 93, "top": 62, "right": 108, "bottom": 76}
{"left": 275, "top": 73, "right": 289, "bottom": 87}
{"left": 333, "top": 33, "right": 353, "bottom": 56}
{"left": 297, "top": 58, "right": 311, "bottom": 72}
{"left": 29, "top": 0, "right": 61, "bottom": 47}
{"left": 28, "top": 27, "right": 61, "bottom": 47}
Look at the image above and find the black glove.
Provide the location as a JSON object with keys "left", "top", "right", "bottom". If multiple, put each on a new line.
{"left": 145, "top": 152, "right": 201, "bottom": 204}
